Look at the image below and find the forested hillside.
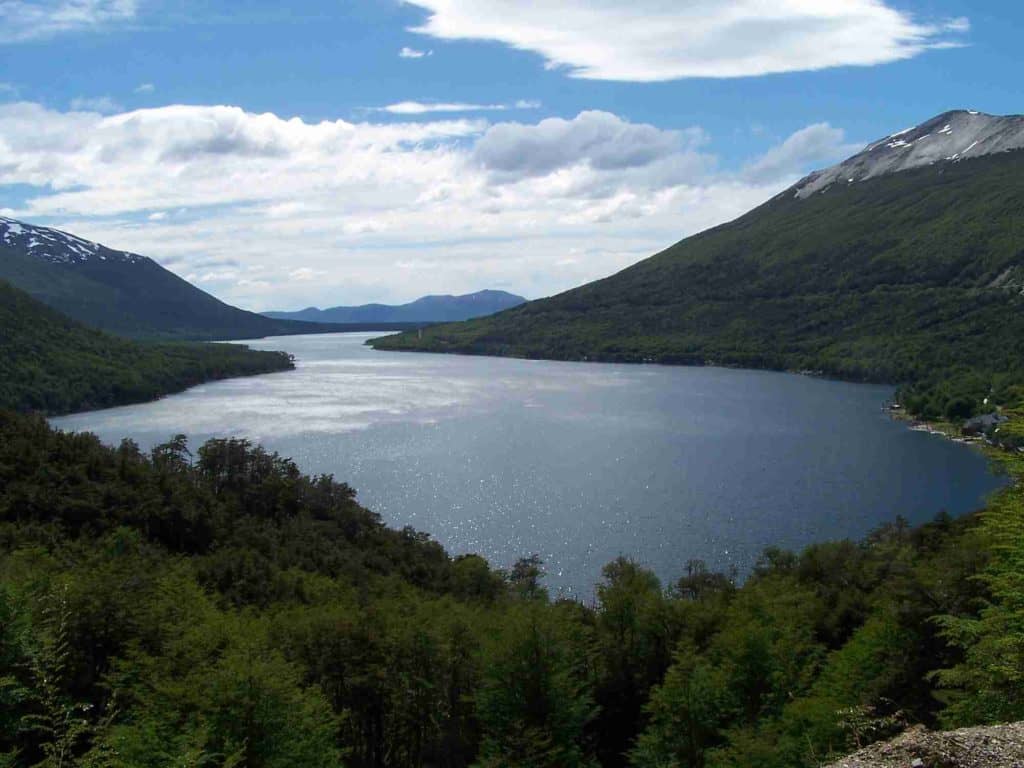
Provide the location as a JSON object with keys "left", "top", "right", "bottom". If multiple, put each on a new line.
{"left": 373, "top": 150, "right": 1024, "bottom": 420}
{"left": 0, "top": 280, "right": 293, "bottom": 415}
{"left": 2, "top": 410, "right": 1022, "bottom": 767}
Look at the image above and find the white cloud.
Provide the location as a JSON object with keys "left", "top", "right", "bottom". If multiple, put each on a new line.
{"left": 944, "top": 17, "right": 970, "bottom": 33}
{"left": 399, "top": 46, "right": 432, "bottom": 58}
{"left": 289, "top": 267, "right": 326, "bottom": 281}
{"left": 742, "top": 123, "right": 858, "bottom": 184}
{"left": 473, "top": 111, "right": 696, "bottom": 179}
{"left": 406, "top": 0, "right": 968, "bottom": 81}
{"left": 0, "top": 101, "right": 852, "bottom": 310}
{"left": 134, "top": 83, "right": 155, "bottom": 94}
{"left": 0, "top": 0, "right": 137, "bottom": 43}
{"left": 375, "top": 100, "right": 540, "bottom": 115}
{"left": 69, "top": 95, "right": 122, "bottom": 114}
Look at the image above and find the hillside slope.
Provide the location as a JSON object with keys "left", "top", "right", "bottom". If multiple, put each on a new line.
{"left": 0, "top": 217, "right": 336, "bottom": 340}
{"left": 373, "top": 118, "right": 1024, "bottom": 419}
{"left": 0, "top": 280, "right": 293, "bottom": 415}
{"left": 265, "top": 289, "right": 526, "bottom": 323}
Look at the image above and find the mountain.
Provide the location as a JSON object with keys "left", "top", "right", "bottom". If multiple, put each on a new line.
{"left": 372, "top": 110, "right": 1024, "bottom": 420}
{"left": 0, "top": 279, "right": 292, "bottom": 415}
{"left": 794, "top": 109, "right": 1024, "bottom": 197}
{"left": 0, "top": 216, "right": 337, "bottom": 340}
{"left": 265, "top": 289, "right": 526, "bottom": 323}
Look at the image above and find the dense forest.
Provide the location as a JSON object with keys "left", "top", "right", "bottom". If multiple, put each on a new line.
{"left": 372, "top": 151, "right": 1024, "bottom": 422}
{"left": 2, "top": 409, "right": 1022, "bottom": 767}
{"left": 0, "top": 280, "right": 293, "bottom": 416}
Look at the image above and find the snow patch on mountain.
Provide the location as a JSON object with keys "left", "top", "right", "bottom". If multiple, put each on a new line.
{"left": 794, "top": 110, "right": 1024, "bottom": 199}
{"left": 0, "top": 217, "right": 148, "bottom": 266}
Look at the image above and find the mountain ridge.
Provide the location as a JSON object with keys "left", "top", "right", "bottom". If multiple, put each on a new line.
{"left": 265, "top": 289, "right": 526, "bottom": 323}
{"left": 0, "top": 216, "right": 339, "bottom": 340}
{"left": 793, "top": 109, "right": 1024, "bottom": 198}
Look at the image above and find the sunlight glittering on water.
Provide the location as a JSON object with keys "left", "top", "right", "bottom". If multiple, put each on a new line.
{"left": 53, "top": 332, "right": 1004, "bottom": 599}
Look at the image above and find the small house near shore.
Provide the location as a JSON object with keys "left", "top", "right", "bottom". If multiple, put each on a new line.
{"left": 962, "top": 412, "right": 1008, "bottom": 437}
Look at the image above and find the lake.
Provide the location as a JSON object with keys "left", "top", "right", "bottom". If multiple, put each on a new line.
{"left": 51, "top": 332, "right": 1004, "bottom": 599}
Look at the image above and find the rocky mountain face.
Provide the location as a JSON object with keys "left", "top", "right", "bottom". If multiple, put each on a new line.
{"left": 794, "top": 110, "right": 1024, "bottom": 198}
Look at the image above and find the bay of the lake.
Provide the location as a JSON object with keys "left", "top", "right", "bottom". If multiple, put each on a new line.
{"left": 51, "top": 332, "right": 1004, "bottom": 599}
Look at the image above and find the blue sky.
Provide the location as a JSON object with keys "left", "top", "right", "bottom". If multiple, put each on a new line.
{"left": 0, "top": 0, "right": 1018, "bottom": 309}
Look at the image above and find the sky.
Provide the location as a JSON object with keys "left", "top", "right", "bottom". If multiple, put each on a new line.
{"left": 0, "top": 0, "right": 1018, "bottom": 311}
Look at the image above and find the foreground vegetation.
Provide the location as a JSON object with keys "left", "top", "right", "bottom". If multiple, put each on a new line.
{"left": 373, "top": 151, "right": 1024, "bottom": 421}
{"left": 0, "top": 280, "right": 293, "bottom": 416}
{"left": 2, "top": 410, "right": 1022, "bottom": 767}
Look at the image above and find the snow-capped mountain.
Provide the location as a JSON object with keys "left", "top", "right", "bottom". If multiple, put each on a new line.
{"left": 0, "top": 216, "right": 148, "bottom": 265}
{"left": 794, "top": 110, "right": 1024, "bottom": 198}
{"left": 0, "top": 216, "right": 331, "bottom": 340}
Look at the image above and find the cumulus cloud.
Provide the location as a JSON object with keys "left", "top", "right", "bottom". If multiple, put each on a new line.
{"left": 0, "top": 100, "right": 853, "bottom": 309}
{"left": 134, "top": 83, "right": 155, "bottom": 94}
{"left": 399, "top": 46, "right": 432, "bottom": 58}
{"left": 742, "top": 123, "right": 858, "bottom": 184}
{"left": 473, "top": 111, "right": 695, "bottom": 178}
{"left": 374, "top": 100, "right": 540, "bottom": 115}
{"left": 0, "top": 0, "right": 137, "bottom": 43}
{"left": 406, "top": 0, "right": 968, "bottom": 81}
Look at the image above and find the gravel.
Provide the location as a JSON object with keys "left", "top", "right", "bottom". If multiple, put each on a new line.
{"left": 826, "top": 723, "right": 1024, "bottom": 768}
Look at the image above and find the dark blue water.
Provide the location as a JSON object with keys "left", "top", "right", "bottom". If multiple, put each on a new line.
{"left": 51, "top": 333, "right": 1004, "bottom": 599}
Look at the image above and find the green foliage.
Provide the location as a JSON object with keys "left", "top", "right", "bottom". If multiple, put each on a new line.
{"left": 96, "top": 614, "right": 341, "bottom": 768}
{"left": 507, "top": 555, "right": 549, "bottom": 602}
{"left": 1, "top": 411, "right": 1023, "bottom": 767}
{"left": 626, "top": 510, "right": 997, "bottom": 768}
{"left": 373, "top": 152, "right": 1024, "bottom": 419}
{"left": 630, "top": 643, "right": 727, "bottom": 768}
{"left": 593, "top": 559, "right": 674, "bottom": 766}
{"left": 933, "top": 475, "right": 1024, "bottom": 725}
{"left": 474, "top": 604, "right": 597, "bottom": 768}
{"left": 0, "top": 281, "right": 293, "bottom": 415}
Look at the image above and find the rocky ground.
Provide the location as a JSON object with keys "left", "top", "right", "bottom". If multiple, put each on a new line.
{"left": 827, "top": 723, "right": 1024, "bottom": 767}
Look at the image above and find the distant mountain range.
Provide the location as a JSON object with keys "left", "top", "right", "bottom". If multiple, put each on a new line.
{"left": 373, "top": 110, "right": 1024, "bottom": 420}
{"left": 264, "top": 290, "right": 526, "bottom": 324}
{"left": 0, "top": 217, "right": 340, "bottom": 340}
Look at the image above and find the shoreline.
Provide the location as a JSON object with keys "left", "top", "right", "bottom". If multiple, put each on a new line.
{"left": 888, "top": 406, "right": 1024, "bottom": 492}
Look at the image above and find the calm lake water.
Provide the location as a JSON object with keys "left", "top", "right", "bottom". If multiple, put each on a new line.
{"left": 52, "top": 333, "right": 1004, "bottom": 598}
